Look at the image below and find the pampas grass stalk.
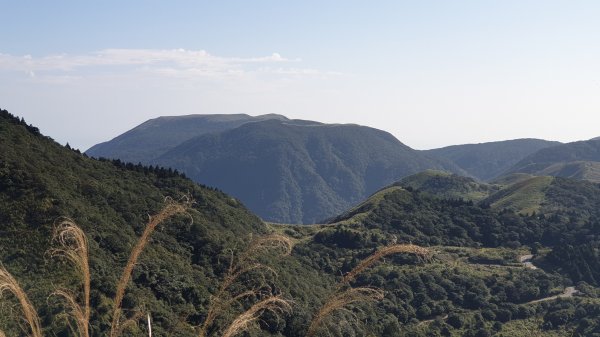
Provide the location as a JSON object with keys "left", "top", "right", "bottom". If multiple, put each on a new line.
{"left": 198, "top": 234, "right": 292, "bottom": 337}
{"left": 305, "top": 287, "right": 383, "bottom": 337}
{"left": 0, "top": 266, "right": 43, "bottom": 337}
{"left": 50, "top": 220, "right": 91, "bottom": 337}
{"left": 220, "top": 296, "right": 291, "bottom": 337}
{"left": 110, "top": 197, "right": 190, "bottom": 337}
{"left": 147, "top": 313, "right": 152, "bottom": 337}
{"left": 342, "top": 244, "right": 430, "bottom": 284}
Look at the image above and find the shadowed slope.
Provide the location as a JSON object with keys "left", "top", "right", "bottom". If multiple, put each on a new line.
{"left": 154, "top": 119, "right": 461, "bottom": 223}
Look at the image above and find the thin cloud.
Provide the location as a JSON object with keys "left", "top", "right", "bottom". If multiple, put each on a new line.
{"left": 0, "top": 49, "right": 311, "bottom": 81}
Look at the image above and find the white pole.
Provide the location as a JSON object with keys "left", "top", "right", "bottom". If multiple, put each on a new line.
{"left": 147, "top": 313, "right": 152, "bottom": 337}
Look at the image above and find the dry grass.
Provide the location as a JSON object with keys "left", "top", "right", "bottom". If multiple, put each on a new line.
{"left": 342, "top": 243, "right": 430, "bottom": 284}
{"left": 305, "top": 287, "right": 384, "bottom": 337}
{"left": 0, "top": 266, "right": 43, "bottom": 337}
{"left": 0, "top": 329, "right": 5, "bottom": 337}
{"left": 220, "top": 296, "right": 291, "bottom": 337}
{"left": 49, "top": 220, "right": 91, "bottom": 337}
{"left": 110, "top": 196, "right": 191, "bottom": 337}
{"left": 198, "top": 234, "right": 293, "bottom": 337}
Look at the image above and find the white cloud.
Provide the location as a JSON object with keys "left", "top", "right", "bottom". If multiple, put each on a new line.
{"left": 0, "top": 49, "right": 310, "bottom": 81}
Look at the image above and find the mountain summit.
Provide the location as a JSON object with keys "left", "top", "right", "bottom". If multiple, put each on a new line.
{"left": 88, "top": 115, "right": 461, "bottom": 223}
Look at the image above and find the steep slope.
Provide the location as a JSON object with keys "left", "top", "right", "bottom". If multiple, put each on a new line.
{"left": 86, "top": 113, "right": 287, "bottom": 163}
{"left": 505, "top": 138, "right": 600, "bottom": 182}
{"left": 154, "top": 119, "right": 461, "bottom": 223}
{"left": 424, "top": 139, "right": 560, "bottom": 181}
{"left": 0, "top": 109, "right": 270, "bottom": 336}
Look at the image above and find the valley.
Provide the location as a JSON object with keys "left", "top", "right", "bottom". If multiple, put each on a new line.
{"left": 2, "top": 109, "right": 600, "bottom": 336}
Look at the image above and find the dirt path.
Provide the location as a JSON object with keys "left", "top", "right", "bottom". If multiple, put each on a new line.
{"left": 518, "top": 254, "right": 579, "bottom": 303}
{"left": 527, "top": 287, "right": 578, "bottom": 304}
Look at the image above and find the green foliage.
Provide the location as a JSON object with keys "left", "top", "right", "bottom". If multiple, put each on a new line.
{"left": 5, "top": 108, "right": 600, "bottom": 336}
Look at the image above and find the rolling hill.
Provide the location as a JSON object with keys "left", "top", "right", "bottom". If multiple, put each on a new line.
{"left": 424, "top": 139, "right": 561, "bottom": 181}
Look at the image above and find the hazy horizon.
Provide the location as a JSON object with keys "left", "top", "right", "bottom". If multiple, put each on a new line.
{"left": 2, "top": 1, "right": 599, "bottom": 150}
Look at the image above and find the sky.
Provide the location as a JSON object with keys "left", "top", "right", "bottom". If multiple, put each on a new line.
{"left": 1, "top": 1, "right": 599, "bottom": 151}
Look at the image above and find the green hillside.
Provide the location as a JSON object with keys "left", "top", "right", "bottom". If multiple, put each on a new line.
{"left": 0, "top": 109, "right": 275, "bottom": 336}
{"left": 482, "top": 176, "right": 554, "bottom": 215}
{"left": 397, "top": 170, "right": 499, "bottom": 202}
{"left": 6, "top": 109, "right": 600, "bottom": 336}
{"left": 153, "top": 119, "right": 462, "bottom": 224}
{"left": 424, "top": 139, "right": 560, "bottom": 181}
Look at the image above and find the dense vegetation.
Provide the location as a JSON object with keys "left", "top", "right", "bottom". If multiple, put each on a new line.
{"left": 4, "top": 108, "right": 600, "bottom": 336}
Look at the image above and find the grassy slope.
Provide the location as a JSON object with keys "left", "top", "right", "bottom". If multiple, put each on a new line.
{"left": 397, "top": 170, "right": 499, "bottom": 202}
{"left": 484, "top": 176, "right": 554, "bottom": 215}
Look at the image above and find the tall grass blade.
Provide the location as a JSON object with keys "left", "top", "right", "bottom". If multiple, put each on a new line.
{"left": 306, "top": 287, "right": 383, "bottom": 337}
{"left": 49, "top": 220, "right": 91, "bottom": 337}
{"left": 342, "top": 244, "right": 430, "bottom": 284}
{"left": 220, "top": 296, "right": 291, "bottom": 337}
{"left": 198, "top": 234, "right": 292, "bottom": 337}
{"left": 0, "top": 266, "right": 43, "bottom": 337}
{"left": 110, "top": 196, "right": 191, "bottom": 337}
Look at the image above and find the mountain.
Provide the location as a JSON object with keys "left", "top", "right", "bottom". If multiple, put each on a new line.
{"left": 152, "top": 119, "right": 463, "bottom": 223}
{"left": 8, "top": 108, "right": 600, "bottom": 336}
{"left": 424, "top": 139, "right": 560, "bottom": 181}
{"left": 86, "top": 113, "right": 287, "bottom": 163}
{"left": 504, "top": 138, "right": 600, "bottom": 182}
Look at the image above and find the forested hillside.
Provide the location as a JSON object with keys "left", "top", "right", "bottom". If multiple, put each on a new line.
{"left": 152, "top": 119, "right": 461, "bottom": 223}
{"left": 4, "top": 109, "right": 600, "bottom": 336}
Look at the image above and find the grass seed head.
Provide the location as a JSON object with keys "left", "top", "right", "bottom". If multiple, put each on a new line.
{"left": 0, "top": 266, "right": 43, "bottom": 337}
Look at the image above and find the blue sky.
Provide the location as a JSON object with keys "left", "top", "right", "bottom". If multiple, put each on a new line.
{"left": 1, "top": 1, "right": 600, "bottom": 150}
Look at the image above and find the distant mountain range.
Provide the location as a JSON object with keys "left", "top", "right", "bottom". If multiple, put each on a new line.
{"left": 503, "top": 138, "right": 600, "bottom": 182}
{"left": 423, "top": 139, "right": 561, "bottom": 181}
{"left": 86, "top": 113, "right": 599, "bottom": 223}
